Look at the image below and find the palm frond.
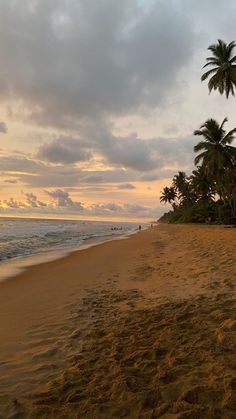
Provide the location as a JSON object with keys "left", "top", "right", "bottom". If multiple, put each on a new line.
{"left": 193, "top": 129, "right": 211, "bottom": 139}
{"left": 202, "top": 61, "right": 220, "bottom": 69}
{"left": 194, "top": 152, "right": 206, "bottom": 166}
{"left": 208, "top": 72, "right": 223, "bottom": 93}
{"left": 219, "top": 117, "right": 228, "bottom": 130}
{"left": 194, "top": 141, "right": 211, "bottom": 152}
{"left": 222, "top": 128, "right": 236, "bottom": 145}
{"left": 205, "top": 57, "right": 221, "bottom": 63}
{"left": 229, "top": 66, "right": 236, "bottom": 83}
{"left": 201, "top": 67, "right": 218, "bottom": 81}
{"left": 208, "top": 43, "right": 219, "bottom": 55}
{"left": 225, "top": 80, "right": 234, "bottom": 98}
{"left": 227, "top": 40, "right": 236, "bottom": 55}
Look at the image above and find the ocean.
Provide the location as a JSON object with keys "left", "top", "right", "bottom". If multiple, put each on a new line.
{"left": 0, "top": 217, "right": 140, "bottom": 281}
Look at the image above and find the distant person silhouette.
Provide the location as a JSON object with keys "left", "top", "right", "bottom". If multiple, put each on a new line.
{"left": 139, "top": 225, "right": 141, "bottom": 231}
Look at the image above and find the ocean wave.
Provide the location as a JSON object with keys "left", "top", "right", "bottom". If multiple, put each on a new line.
{"left": 0, "top": 218, "right": 139, "bottom": 263}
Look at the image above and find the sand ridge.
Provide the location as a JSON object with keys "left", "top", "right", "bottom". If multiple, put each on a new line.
{"left": 0, "top": 225, "right": 236, "bottom": 418}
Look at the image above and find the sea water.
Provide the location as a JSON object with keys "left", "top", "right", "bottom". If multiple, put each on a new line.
{"left": 0, "top": 217, "right": 139, "bottom": 281}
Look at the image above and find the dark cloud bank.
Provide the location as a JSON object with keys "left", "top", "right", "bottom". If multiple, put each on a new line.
{"left": 0, "top": 0, "right": 200, "bottom": 180}
{"left": 0, "top": 0, "right": 197, "bottom": 125}
{"left": 1, "top": 130, "right": 195, "bottom": 188}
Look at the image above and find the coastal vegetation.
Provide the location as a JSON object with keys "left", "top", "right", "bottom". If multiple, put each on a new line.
{"left": 159, "top": 39, "right": 236, "bottom": 224}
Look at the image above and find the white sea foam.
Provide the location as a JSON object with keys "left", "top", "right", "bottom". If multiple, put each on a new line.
{"left": 0, "top": 218, "right": 143, "bottom": 281}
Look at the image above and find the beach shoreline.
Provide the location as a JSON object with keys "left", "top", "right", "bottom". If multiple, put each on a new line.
{"left": 0, "top": 225, "right": 141, "bottom": 283}
{"left": 0, "top": 224, "right": 236, "bottom": 418}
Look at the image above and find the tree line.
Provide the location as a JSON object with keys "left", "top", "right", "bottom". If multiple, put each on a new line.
{"left": 159, "top": 39, "right": 236, "bottom": 224}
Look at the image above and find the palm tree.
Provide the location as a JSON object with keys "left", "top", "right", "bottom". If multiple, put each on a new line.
{"left": 191, "top": 166, "right": 214, "bottom": 201}
{"left": 172, "top": 171, "right": 195, "bottom": 205}
{"left": 190, "top": 166, "right": 215, "bottom": 222}
{"left": 201, "top": 39, "right": 236, "bottom": 98}
{"left": 172, "top": 171, "right": 187, "bottom": 192}
{"left": 194, "top": 118, "right": 236, "bottom": 198}
{"left": 221, "top": 164, "right": 236, "bottom": 221}
{"left": 160, "top": 186, "right": 176, "bottom": 208}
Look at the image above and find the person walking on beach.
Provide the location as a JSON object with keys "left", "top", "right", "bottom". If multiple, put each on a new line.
{"left": 139, "top": 225, "right": 141, "bottom": 231}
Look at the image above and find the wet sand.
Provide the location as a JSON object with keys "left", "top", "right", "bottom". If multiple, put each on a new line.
{"left": 0, "top": 224, "right": 236, "bottom": 418}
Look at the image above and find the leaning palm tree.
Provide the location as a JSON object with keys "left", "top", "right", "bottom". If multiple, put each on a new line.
{"left": 194, "top": 118, "right": 236, "bottom": 198}
{"left": 201, "top": 39, "right": 236, "bottom": 98}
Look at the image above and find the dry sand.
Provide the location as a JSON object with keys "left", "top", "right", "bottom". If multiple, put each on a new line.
{"left": 0, "top": 224, "right": 236, "bottom": 418}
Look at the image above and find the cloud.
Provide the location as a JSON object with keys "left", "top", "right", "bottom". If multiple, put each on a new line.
{"left": 4, "top": 179, "right": 17, "bottom": 184}
{"left": 0, "top": 0, "right": 198, "bottom": 127}
{"left": 99, "top": 132, "right": 159, "bottom": 171}
{"left": 90, "top": 203, "right": 123, "bottom": 213}
{"left": 86, "top": 202, "right": 154, "bottom": 217}
{"left": 0, "top": 156, "right": 44, "bottom": 173}
{"left": 123, "top": 204, "right": 149, "bottom": 213}
{"left": 25, "top": 192, "right": 47, "bottom": 207}
{"left": 37, "top": 136, "right": 91, "bottom": 164}
{"left": 0, "top": 193, "right": 46, "bottom": 209}
{"left": 1, "top": 198, "right": 26, "bottom": 208}
{"left": 35, "top": 119, "right": 196, "bottom": 174}
{"left": 117, "top": 183, "right": 136, "bottom": 190}
{"left": 0, "top": 128, "right": 196, "bottom": 189}
{"left": 45, "top": 189, "right": 84, "bottom": 210}
{"left": 88, "top": 124, "right": 196, "bottom": 172}
{"left": 2, "top": 0, "right": 236, "bottom": 219}
{"left": 0, "top": 190, "right": 159, "bottom": 218}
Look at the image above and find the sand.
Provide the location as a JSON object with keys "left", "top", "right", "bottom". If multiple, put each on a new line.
{"left": 0, "top": 224, "right": 236, "bottom": 418}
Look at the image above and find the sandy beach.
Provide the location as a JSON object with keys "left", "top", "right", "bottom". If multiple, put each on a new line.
{"left": 0, "top": 224, "right": 236, "bottom": 418}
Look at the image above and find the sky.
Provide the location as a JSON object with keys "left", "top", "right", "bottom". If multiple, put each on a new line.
{"left": 0, "top": 0, "right": 236, "bottom": 221}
